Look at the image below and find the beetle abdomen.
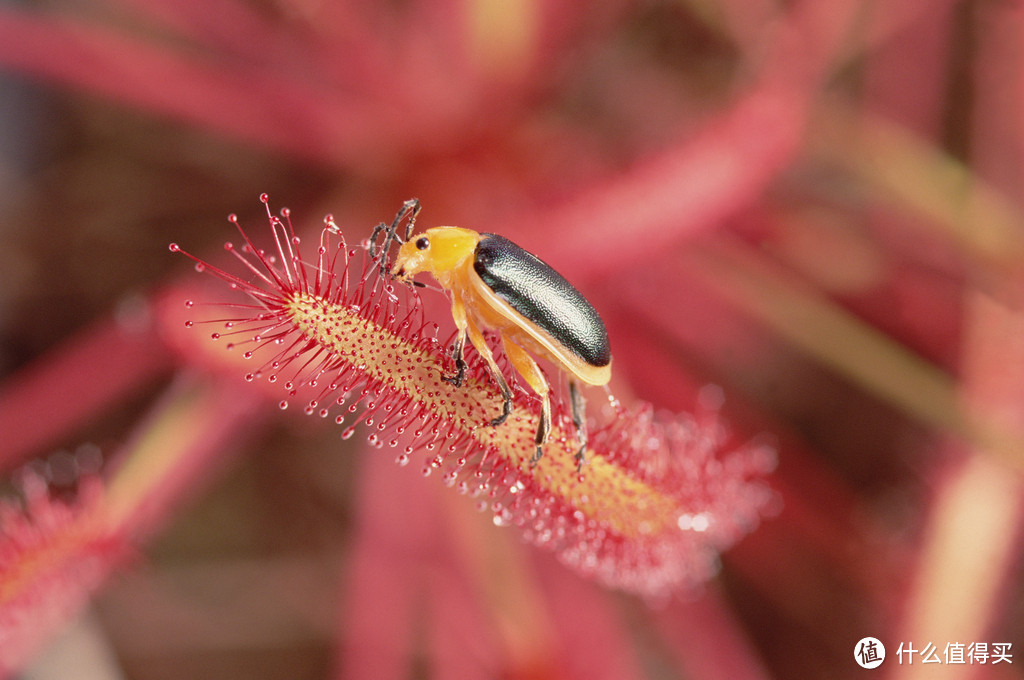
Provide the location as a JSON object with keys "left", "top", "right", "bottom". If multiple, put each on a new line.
{"left": 473, "top": 234, "right": 611, "bottom": 368}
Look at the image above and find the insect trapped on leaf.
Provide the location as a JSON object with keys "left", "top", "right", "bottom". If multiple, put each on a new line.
{"left": 373, "top": 199, "right": 612, "bottom": 471}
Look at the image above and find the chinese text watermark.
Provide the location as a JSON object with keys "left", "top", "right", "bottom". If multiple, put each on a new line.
{"left": 855, "top": 639, "right": 1012, "bottom": 668}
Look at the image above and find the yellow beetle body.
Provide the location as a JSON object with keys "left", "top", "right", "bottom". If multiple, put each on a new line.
{"left": 380, "top": 204, "right": 611, "bottom": 468}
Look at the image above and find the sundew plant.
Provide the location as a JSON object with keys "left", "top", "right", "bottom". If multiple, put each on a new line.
{"left": 170, "top": 195, "right": 776, "bottom": 598}
{"left": 3, "top": 0, "right": 1024, "bottom": 678}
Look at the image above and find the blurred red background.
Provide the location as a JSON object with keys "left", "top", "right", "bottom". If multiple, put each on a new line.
{"left": 1, "top": 1, "right": 1023, "bottom": 679}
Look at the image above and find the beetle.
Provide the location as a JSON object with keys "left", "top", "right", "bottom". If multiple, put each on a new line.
{"left": 371, "top": 199, "right": 612, "bottom": 470}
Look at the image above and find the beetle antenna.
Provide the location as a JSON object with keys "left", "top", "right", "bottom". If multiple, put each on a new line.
{"left": 370, "top": 198, "right": 421, "bottom": 276}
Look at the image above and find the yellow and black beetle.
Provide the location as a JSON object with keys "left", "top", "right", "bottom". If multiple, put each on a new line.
{"left": 372, "top": 199, "right": 612, "bottom": 469}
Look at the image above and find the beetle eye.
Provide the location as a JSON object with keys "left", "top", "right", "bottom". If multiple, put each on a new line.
{"left": 415, "top": 236, "right": 430, "bottom": 250}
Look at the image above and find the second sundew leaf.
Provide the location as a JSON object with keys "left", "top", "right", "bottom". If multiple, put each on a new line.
{"left": 171, "top": 195, "right": 777, "bottom": 599}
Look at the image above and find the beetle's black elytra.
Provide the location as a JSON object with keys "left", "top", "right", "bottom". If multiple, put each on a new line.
{"left": 473, "top": 234, "right": 611, "bottom": 368}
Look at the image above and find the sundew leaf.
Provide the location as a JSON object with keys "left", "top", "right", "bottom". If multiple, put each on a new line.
{"left": 171, "top": 195, "right": 777, "bottom": 598}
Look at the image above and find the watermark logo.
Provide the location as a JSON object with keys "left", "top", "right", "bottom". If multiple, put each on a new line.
{"left": 855, "top": 637, "right": 886, "bottom": 669}
{"left": 854, "top": 639, "right": 1014, "bottom": 668}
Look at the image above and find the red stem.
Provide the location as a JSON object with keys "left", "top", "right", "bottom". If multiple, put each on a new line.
{"left": 0, "top": 314, "right": 172, "bottom": 472}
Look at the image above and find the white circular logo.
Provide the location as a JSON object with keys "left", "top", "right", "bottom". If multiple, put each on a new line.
{"left": 854, "top": 637, "right": 885, "bottom": 669}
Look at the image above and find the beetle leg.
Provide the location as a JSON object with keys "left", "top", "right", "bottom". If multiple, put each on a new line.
{"left": 444, "top": 331, "right": 468, "bottom": 387}
{"left": 569, "top": 380, "right": 587, "bottom": 472}
{"left": 440, "top": 297, "right": 469, "bottom": 386}
{"left": 502, "top": 339, "right": 551, "bottom": 467}
{"left": 462, "top": 318, "right": 513, "bottom": 426}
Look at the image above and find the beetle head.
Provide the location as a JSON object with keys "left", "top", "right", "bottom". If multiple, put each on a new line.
{"left": 391, "top": 227, "right": 479, "bottom": 286}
